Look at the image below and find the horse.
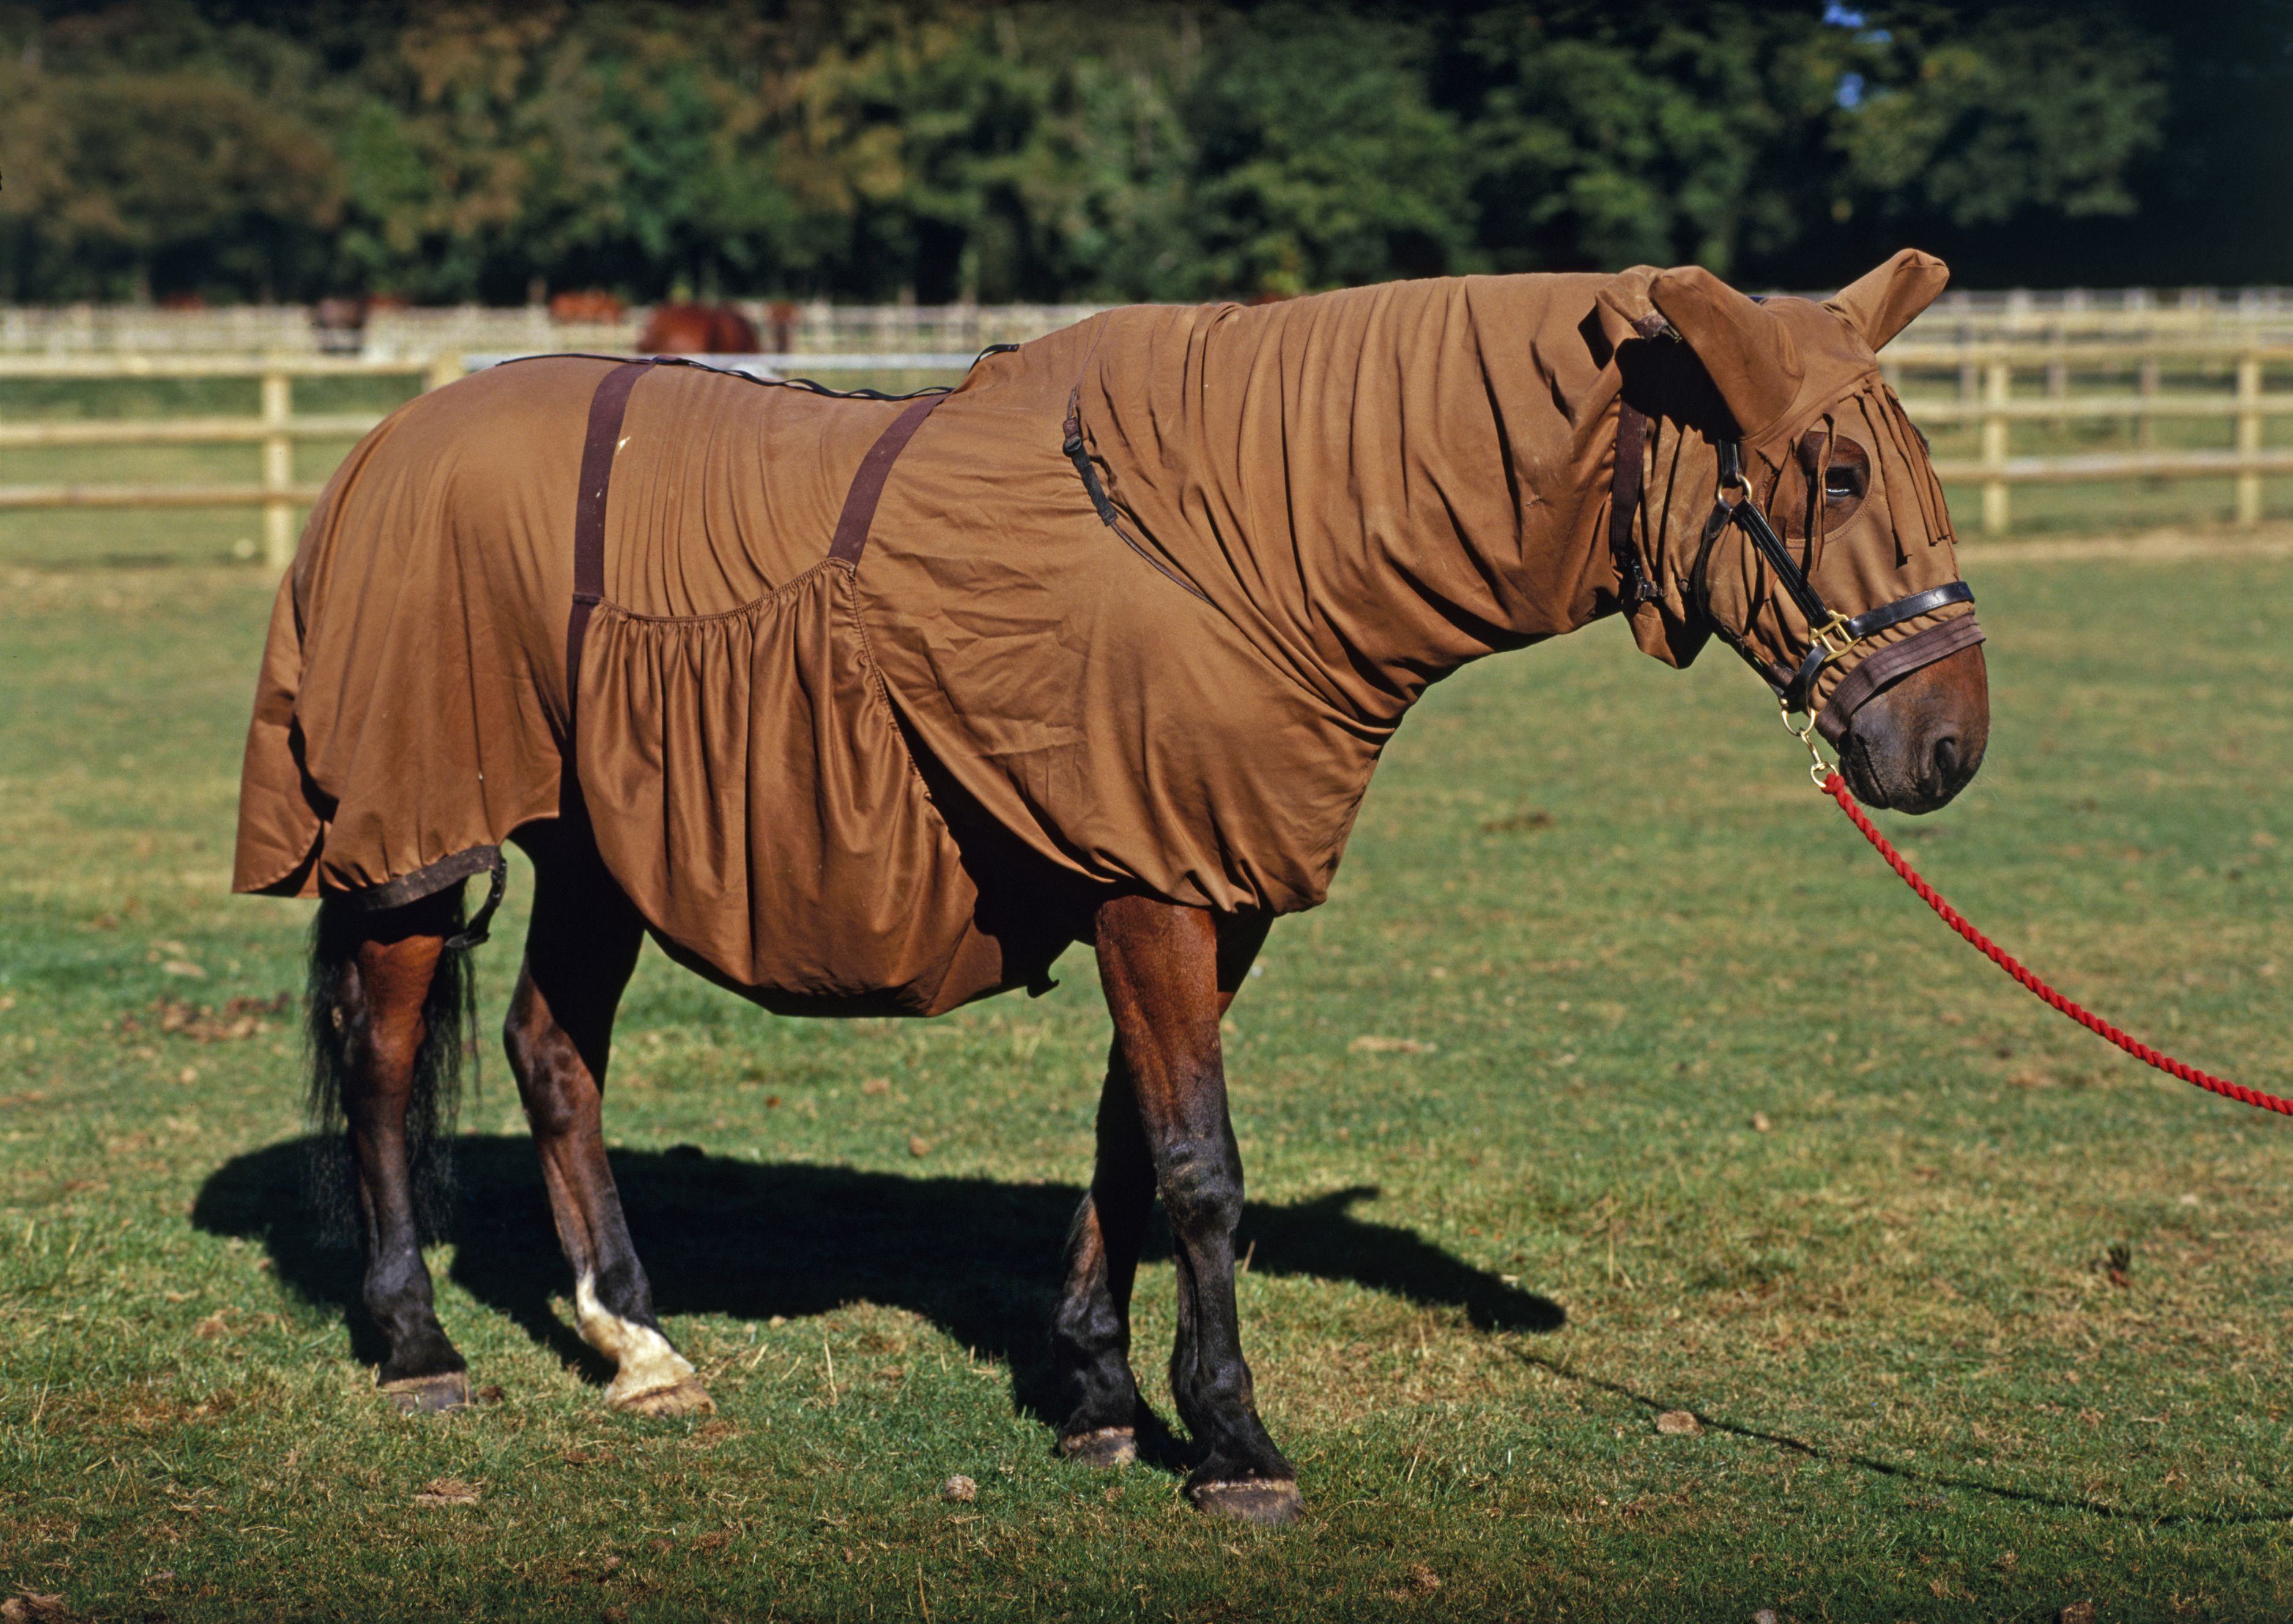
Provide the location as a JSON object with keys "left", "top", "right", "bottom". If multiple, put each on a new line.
{"left": 232, "top": 250, "right": 1987, "bottom": 1526}
{"left": 547, "top": 289, "right": 628, "bottom": 325}
{"left": 635, "top": 301, "right": 761, "bottom": 354}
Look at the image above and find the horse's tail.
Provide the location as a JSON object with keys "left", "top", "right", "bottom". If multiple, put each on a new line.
{"left": 303, "top": 892, "right": 474, "bottom": 1246}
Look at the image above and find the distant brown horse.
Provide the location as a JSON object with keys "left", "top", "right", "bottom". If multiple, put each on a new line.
{"left": 636, "top": 301, "right": 761, "bottom": 354}
{"left": 548, "top": 289, "right": 627, "bottom": 325}
{"left": 235, "top": 251, "right": 1985, "bottom": 1524}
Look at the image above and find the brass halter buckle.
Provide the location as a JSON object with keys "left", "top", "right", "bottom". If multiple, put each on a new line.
{"left": 1808, "top": 608, "right": 1858, "bottom": 659}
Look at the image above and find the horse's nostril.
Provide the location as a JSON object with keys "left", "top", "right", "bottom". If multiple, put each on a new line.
{"left": 1933, "top": 734, "right": 1960, "bottom": 786}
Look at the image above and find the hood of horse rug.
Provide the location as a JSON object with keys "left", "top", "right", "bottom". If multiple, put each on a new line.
{"left": 235, "top": 277, "right": 1631, "bottom": 1015}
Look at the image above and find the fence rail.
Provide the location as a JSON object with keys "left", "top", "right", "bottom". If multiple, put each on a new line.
{"left": 1882, "top": 342, "right": 2293, "bottom": 531}
{"left": 0, "top": 353, "right": 457, "bottom": 564}
{"left": 5, "top": 338, "right": 2293, "bottom": 555}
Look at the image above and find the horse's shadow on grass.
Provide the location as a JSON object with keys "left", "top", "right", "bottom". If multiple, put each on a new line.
{"left": 192, "top": 1137, "right": 1564, "bottom": 1428}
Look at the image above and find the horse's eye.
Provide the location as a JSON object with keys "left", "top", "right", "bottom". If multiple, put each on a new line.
{"left": 1825, "top": 465, "right": 1865, "bottom": 501}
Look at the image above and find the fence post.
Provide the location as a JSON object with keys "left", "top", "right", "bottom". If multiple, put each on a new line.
{"left": 1982, "top": 356, "right": 2012, "bottom": 536}
{"left": 2138, "top": 355, "right": 2158, "bottom": 449}
{"left": 2236, "top": 352, "right": 2262, "bottom": 526}
{"left": 261, "top": 365, "right": 295, "bottom": 569}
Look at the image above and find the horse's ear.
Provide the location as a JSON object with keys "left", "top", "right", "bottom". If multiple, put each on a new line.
{"left": 1827, "top": 249, "right": 1949, "bottom": 351}
{"left": 1648, "top": 265, "right": 1803, "bottom": 442}
{"left": 1588, "top": 265, "right": 1664, "bottom": 362}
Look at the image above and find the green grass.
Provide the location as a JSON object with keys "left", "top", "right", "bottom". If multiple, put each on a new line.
{"left": 0, "top": 548, "right": 2289, "bottom": 1622}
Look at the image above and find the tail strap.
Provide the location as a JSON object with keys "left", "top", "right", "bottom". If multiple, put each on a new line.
{"left": 442, "top": 851, "right": 509, "bottom": 951}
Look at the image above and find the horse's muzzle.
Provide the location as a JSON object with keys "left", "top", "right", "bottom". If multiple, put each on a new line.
{"left": 1835, "top": 642, "right": 1990, "bottom": 813}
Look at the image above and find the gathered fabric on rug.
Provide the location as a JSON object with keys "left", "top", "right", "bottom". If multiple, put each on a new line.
{"left": 235, "top": 272, "right": 1947, "bottom": 1015}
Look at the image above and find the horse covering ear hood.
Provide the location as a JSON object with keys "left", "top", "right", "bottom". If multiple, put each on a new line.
{"left": 1590, "top": 264, "right": 1664, "bottom": 356}
{"left": 1827, "top": 249, "right": 1949, "bottom": 352}
{"left": 1648, "top": 266, "right": 1804, "bottom": 444}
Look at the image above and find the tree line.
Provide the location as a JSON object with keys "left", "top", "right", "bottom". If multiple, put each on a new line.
{"left": 2, "top": 1, "right": 2286, "bottom": 306}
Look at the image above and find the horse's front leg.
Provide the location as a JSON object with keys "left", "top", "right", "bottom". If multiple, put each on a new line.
{"left": 503, "top": 832, "right": 712, "bottom": 1415}
{"left": 1050, "top": 1040, "right": 1158, "bottom": 1465}
{"left": 1086, "top": 895, "right": 1294, "bottom": 1522}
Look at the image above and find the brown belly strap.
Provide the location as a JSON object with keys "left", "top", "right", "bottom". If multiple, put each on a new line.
{"left": 829, "top": 395, "right": 946, "bottom": 566}
{"left": 566, "top": 360, "right": 656, "bottom": 740}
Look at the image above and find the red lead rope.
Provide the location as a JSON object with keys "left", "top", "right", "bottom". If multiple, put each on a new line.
{"left": 1818, "top": 770, "right": 2293, "bottom": 1117}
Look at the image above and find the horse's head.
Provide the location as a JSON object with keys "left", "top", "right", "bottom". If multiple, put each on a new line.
{"left": 1606, "top": 251, "right": 1988, "bottom": 813}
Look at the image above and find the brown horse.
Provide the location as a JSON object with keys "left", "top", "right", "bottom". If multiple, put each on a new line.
{"left": 635, "top": 301, "right": 761, "bottom": 354}
{"left": 235, "top": 251, "right": 1986, "bottom": 1525}
{"left": 548, "top": 289, "right": 628, "bottom": 325}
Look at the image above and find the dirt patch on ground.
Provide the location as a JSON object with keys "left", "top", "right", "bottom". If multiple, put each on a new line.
{"left": 1961, "top": 523, "right": 2293, "bottom": 564}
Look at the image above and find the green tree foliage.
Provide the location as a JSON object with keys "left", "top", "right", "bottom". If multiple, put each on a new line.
{"left": 1830, "top": 7, "right": 2169, "bottom": 227}
{"left": 1456, "top": 8, "right": 1848, "bottom": 277}
{"left": 0, "top": 1, "right": 2272, "bottom": 304}
{"left": 0, "top": 7, "right": 344, "bottom": 299}
{"left": 1183, "top": 11, "right": 1473, "bottom": 295}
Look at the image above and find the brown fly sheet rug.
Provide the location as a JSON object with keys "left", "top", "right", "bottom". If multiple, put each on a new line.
{"left": 234, "top": 267, "right": 1971, "bottom": 1017}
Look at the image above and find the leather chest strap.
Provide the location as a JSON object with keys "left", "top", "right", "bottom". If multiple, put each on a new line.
{"left": 828, "top": 394, "right": 947, "bottom": 566}
{"left": 566, "top": 360, "right": 656, "bottom": 740}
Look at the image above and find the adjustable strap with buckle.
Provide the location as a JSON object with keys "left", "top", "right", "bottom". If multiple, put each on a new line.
{"left": 442, "top": 851, "right": 508, "bottom": 950}
{"left": 1780, "top": 581, "right": 1975, "bottom": 714}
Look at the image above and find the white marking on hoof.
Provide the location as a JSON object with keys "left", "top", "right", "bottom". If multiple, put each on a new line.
{"left": 574, "top": 1274, "right": 704, "bottom": 1411}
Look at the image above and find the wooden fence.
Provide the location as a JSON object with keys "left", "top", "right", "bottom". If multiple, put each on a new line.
{"left": 1884, "top": 341, "right": 2293, "bottom": 534}
{"left": 3, "top": 339, "right": 2291, "bottom": 558}
{"left": 0, "top": 353, "right": 461, "bottom": 566}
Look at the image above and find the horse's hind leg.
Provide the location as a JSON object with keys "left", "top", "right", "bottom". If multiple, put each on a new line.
{"left": 504, "top": 830, "right": 712, "bottom": 1416}
{"left": 319, "top": 894, "right": 469, "bottom": 1412}
{"left": 1076, "top": 896, "right": 1294, "bottom": 1522}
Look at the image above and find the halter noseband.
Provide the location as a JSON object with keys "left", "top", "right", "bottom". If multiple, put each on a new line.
{"left": 1707, "top": 438, "right": 1977, "bottom": 731}
{"left": 1609, "top": 396, "right": 1982, "bottom": 752}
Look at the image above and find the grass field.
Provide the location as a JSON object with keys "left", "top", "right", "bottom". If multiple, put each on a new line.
{"left": 1, "top": 536, "right": 2289, "bottom": 1622}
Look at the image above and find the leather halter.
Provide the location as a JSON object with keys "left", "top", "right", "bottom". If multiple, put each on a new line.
{"left": 1703, "top": 439, "right": 1977, "bottom": 744}
{"left": 1609, "top": 386, "right": 1980, "bottom": 748}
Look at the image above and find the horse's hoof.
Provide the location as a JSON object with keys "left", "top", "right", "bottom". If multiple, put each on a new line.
{"left": 610, "top": 1376, "right": 715, "bottom": 1418}
{"left": 1188, "top": 1478, "right": 1303, "bottom": 1525}
{"left": 380, "top": 1371, "right": 470, "bottom": 1414}
{"left": 1059, "top": 1427, "right": 1138, "bottom": 1469}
